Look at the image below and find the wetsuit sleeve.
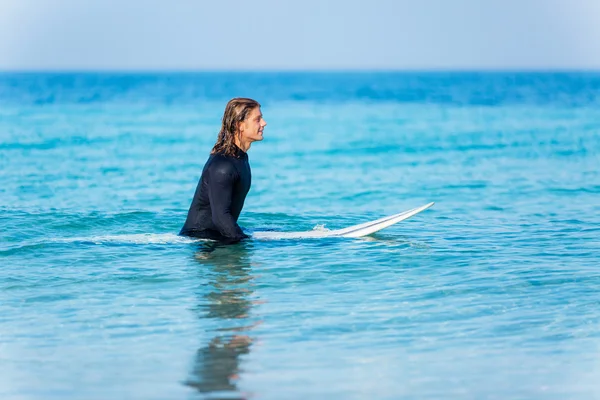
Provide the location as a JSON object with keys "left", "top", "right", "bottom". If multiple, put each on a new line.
{"left": 207, "top": 162, "right": 249, "bottom": 243}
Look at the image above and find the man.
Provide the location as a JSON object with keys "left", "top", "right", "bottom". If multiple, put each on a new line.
{"left": 180, "top": 98, "right": 266, "bottom": 243}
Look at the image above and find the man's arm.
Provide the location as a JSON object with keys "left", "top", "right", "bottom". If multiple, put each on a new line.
{"left": 207, "top": 162, "right": 248, "bottom": 243}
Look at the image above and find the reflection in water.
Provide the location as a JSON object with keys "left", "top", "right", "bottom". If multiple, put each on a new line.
{"left": 359, "top": 234, "right": 432, "bottom": 250}
{"left": 185, "top": 242, "right": 260, "bottom": 399}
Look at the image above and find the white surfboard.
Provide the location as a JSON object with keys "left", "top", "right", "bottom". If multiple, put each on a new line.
{"left": 252, "top": 202, "right": 434, "bottom": 240}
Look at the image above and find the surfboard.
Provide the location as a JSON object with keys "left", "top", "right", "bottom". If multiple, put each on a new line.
{"left": 252, "top": 202, "right": 434, "bottom": 240}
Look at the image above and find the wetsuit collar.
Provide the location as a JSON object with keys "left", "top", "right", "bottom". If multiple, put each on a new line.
{"left": 232, "top": 144, "right": 248, "bottom": 159}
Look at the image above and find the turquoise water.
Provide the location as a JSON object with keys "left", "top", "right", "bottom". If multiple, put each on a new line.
{"left": 1, "top": 72, "right": 600, "bottom": 399}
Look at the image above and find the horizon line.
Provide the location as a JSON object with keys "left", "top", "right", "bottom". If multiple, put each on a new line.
{"left": 1, "top": 67, "right": 600, "bottom": 74}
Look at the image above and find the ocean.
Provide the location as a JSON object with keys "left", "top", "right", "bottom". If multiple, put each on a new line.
{"left": 1, "top": 72, "right": 599, "bottom": 399}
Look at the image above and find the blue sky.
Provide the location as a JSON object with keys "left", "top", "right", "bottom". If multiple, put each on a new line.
{"left": 1, "top": 0, "right": 599, "bottom": 70}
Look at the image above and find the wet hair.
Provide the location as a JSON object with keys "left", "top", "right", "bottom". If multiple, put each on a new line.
{"left": 211, "top": 98, "right": 261, "bottom": 157}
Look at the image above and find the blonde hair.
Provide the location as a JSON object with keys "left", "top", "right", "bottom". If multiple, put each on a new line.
{"left": 211, "top": 98, "right": 261, "bottom": 157}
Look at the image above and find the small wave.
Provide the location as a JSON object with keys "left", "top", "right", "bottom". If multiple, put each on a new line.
{"left": 312, "top": 224, "right": 330, "bottom": 232}
{"left": 50, "top": 233, "right": 199, "bottom": 245}
{"left": 1, "top": 234, "right": 205, "bottom": 255}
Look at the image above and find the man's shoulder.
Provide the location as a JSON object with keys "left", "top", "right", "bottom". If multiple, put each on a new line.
{"left": 207, "top": 154, "right": 237, "bottom": 178}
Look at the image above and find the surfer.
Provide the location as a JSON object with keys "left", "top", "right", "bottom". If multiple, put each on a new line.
{"left": 179, "top": 98, "right": 266, "bottom": 244}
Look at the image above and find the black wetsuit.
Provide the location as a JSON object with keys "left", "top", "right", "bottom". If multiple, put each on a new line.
{"left": 180, "top": 146, "right": 251, "bottom": 244}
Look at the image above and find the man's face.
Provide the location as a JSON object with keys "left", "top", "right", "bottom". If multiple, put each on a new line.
{"left": 239, "top": 107, "right": 266, "bottom": 143}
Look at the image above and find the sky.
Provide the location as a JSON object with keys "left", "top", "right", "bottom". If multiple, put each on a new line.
{"left": 0, "top": 0, "right": 599, "bottom": 70}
